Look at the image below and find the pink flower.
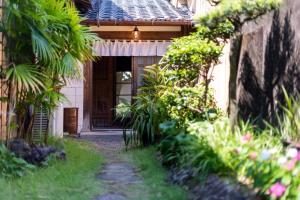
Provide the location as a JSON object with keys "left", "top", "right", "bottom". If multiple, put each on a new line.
{"left": 297, "top": 151, "right": 300, "bottom": 161}
{"left": 248, "top": 152, "right": 257, "bottom": 160}
{"left": 286, "top": 159, "right": 297, "bottom": 171}
{"left": 241, "top": 133, "right": 252, "bottom": 143}
{"left": 233, "top": 148, "right": 241, "bottom": 155}
{"left": 269, "top": 182, "right": 286, "bottom": 198}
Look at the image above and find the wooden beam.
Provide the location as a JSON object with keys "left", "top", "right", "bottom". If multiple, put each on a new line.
{"left": 82, "top": 19, "right": 193, "bottom": 26}
{"left": 96, "top": 31, "right": 185, "bottom": 40}
{"left": 90, "top": 26, "right": 182, "bottom": 32}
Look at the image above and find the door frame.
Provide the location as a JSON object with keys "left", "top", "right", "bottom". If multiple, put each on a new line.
{"left": 83, "top": 56, "right": 132, "bottom": 131}
{"left": 83, "top": 56, "right": 160, "bottom": 131}
{"left": 82, "top": 60, "right": 93, "bottom": 132}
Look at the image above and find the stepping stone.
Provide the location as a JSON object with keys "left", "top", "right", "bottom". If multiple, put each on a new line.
{"left": 93, "top": 194, "right": 127, "bottom": 200}
{"left": 97, "top": 162, "right": 142, "bottom": 184}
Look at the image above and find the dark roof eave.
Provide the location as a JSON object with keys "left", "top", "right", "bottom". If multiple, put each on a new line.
{"left": 82, "top": 19, "right": 193, "bottom": 26}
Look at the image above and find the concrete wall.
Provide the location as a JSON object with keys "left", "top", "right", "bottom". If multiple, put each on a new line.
{"left": 192, "top": 0, "right": 230, "bottom": 111}
{"left": 210, "top": 43, "right": 230, "bottom": 110}
{"left": 49, "top": 64, "right": 84, "bottom": 137}
{"left": 187, "top": 0, "right": 212, "bottom": 14}
{"left": 230, "top": 0, "right": 300, "bottom": 124}
{"left": 170, "top": 0, "right": 212, "bottom": 14}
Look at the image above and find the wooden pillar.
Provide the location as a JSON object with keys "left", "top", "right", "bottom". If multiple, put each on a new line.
{"left": 0, "top": 0, "right": 7, "bottom": 140}
{"left": 82, "top": 61, "right": 93, "bottom": 132}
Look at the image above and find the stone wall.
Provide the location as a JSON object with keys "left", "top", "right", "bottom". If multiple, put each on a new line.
{"left": 230, "top": 0, "right": 300, "bottom": 124}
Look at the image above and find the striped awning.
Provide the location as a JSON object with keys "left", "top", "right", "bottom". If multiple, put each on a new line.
{"left": 93, "top": 40, "right": 172, "bottom": 56}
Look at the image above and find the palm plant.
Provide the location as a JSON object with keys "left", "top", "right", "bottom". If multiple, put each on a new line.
{"left": 2, "top": 0, "right": 98, "bottom": 142}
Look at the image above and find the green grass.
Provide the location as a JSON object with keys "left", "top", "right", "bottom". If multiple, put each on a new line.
{"left": 122, "top": 147, "right": 188, "bottom": 200}
{"left": 0, "top": 139, "right": 103, "bottom": 200}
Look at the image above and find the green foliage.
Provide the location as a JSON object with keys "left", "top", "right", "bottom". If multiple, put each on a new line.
{"left": 267, "top": 89, "right": 300, "bottom": 143}
{"left": 159, "top": 115, "right": 300, "bottom": 199}
{"left": 5, "top": 64, "right": 45, "bottom": 95}
{"left": 160, "top": 86, "right": 219, "bottom": 126}
{"left": 161, "top": 34, "right": 223, "bottom": 86}
{"left": 0, "top": 144, "right": 35, "bottom": 178}
{"left": 196, "top": 0, "right": 281, "bottom": 33}
{"left": 158, "top": 118, "right": 300, "bottom": 199}
{"left": 117, "top": 66, "right": 168, "bottom": 146}
{"left": 118, "top": 64, "right": 220, "bottom": 147}
{"left": 2, "top": 0, "right": 99, "bottom": 140}
{"left": 122, "top": 0, "right": 286, "bottom": 199}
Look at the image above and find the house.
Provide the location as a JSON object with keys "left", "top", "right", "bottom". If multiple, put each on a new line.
{"left": 0, "top": 0, "right": 230, "bottom": 138}
{"left": 49, "top": 0, "right": 194, "bottom": 136}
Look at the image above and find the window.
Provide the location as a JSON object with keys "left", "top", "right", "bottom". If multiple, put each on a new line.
{"left": 115, "top": 57, "right": 132, "bottom": 107}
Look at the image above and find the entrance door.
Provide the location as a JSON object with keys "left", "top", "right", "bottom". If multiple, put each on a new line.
{"left": 92, "top": 57, "right": 114, "bottom": 128}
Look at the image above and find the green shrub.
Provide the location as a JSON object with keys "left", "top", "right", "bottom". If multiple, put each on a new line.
{"left": 159, "top": 121, "right": 227, "bottom": 176}
{"left": 117, "top": 65, "right": 220, "bottom": 147}
{"left": 160, "top": 86, "right": 220, "bottom": 126}
{"left": 158, "top": 117, "right": 300, "bottom": 199}
{"left": 267, "top": 89, "right": 300, "bottom": 143}
{"left": 0, "top": 144, "right": 35, "bottom": 178}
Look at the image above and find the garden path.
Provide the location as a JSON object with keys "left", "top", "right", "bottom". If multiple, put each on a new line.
{"left": 79, "top": 131, "right": 143, "bottom": 200}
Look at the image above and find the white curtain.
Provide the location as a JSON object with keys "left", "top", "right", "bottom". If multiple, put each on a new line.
{"left": 93, "top": 40, "right": 172, "bottom": 57}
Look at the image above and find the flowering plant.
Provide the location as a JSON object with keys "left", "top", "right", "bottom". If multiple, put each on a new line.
{"left": 240, "top": 145, "right": 300, "bottom": 199}
{"left": 160, "top": 118, "right": 300, "bottom": 200}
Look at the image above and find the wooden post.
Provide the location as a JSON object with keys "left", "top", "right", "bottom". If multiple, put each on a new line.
{"left": 0, "top": 0, "right": 7, "bottom": 140}
{"left": 82, "top": 61, "right": 92, "bottom": 132}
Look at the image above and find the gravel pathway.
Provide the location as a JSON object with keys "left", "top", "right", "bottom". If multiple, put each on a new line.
{"left": 78, "top": 131, "right": 142, "bottom": 200}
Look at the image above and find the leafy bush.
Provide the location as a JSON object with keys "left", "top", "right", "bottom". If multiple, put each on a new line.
{"left": 158, "top": 117, "right": 300, "bottom": 199}
{"left": 0, "top": 144, "right": 34, "bottom": 178}
{"left": 159, "top": 121, "right": 227, "bottom": 176}
{"left": 161, "top": 34, "right": 223, "bottom": 87}
{"left": 160, "top": 86, "right": 220, "bottom": 126}
{"left": 117, "top": 65, "right": 220, "bottom": 147}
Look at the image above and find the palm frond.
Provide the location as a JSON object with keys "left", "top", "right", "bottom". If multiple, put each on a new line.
{"left": 5, "top": 64, "right": 45, "bottom": 93}
{"left": 30, "top": 25, "right": 57, "bottom": 63}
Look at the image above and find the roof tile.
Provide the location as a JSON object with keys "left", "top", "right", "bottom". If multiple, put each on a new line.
{"left": 87, "top": 0, "right": 192, "bottom": 22}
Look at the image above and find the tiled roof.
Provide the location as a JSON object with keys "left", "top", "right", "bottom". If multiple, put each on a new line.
{"left": 86, "top": 0, "right": 192, "bottom": 23}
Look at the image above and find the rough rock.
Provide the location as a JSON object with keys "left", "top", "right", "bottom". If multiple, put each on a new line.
{"left": 168, "top": 167, "right": 258, "bottom": 200}
{"left": 168, "top": 167, "right": 195, "bottom": 185}
{"left": 191, "top": 175, "right": 256, "bottom": 200}
{"left": 92, "top": 194, "right": 127, "bottom": 200}
{"left": 8, "top": 139, "right": 66, "bottom": 165}
{"left": 97, "top": 162, "right": 142, "bottom": 184}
